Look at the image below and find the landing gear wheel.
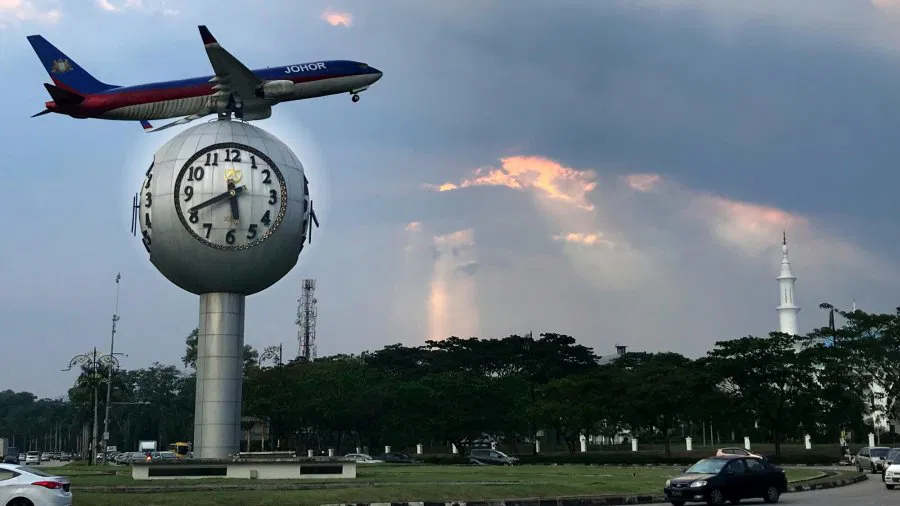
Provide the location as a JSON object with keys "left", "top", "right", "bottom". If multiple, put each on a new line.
{"left": 763, "top": 486, "right": 780, "bottom": 503}
{"left": 351, "top": 94, "right": 360, "bottom": 102}
{"left": 707, "top": 488, "right": 725, "bottom": 506}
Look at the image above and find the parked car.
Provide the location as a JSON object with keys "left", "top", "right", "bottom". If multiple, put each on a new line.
{"left": 857, "top": 446, "right": 891, "bottom": 473}
{"left": 343, "top": 453, "right": 383, "bottom": 464}
{"left": 376, "top": 452, "right": 422, "bottom": 464}
{"left": 24, "top": 452, "right": 41, "bottom": 466}
{"left": 663, "top": 455, "right": 787, "bottom": 506}
{"left": 0, "top": 463, "right": 72, "bottom": 506}
{"left": 715, "top": 447, "right": 764, "bottom": 459}
{"left": 467, "top": 448, "right": 519, "bottom": 466}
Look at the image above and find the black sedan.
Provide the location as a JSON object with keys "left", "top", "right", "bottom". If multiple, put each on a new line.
{"left": 664, "top": 455, "right": 788, "bottom": 506}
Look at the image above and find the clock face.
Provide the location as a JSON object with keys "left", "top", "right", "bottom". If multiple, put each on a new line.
{"left": 173, "top": 142, "right": 288, "bottom": 251}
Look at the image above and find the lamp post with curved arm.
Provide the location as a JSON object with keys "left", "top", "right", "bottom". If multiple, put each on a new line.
{"left": 259, "top": 344, "right": 283, "bottom": 367}
{"left": 62, "top": 348, "right": 120, "bottom": 466}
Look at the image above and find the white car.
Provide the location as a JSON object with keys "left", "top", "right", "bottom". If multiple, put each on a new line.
{"left": 343, "top": 453, "right": 383, "bottom": 464}
{"left": 0, "top": 463, "right": 72, "bottom": 506}
{"left": 24, "top": 452, "right": 40, "bottom": 466}
{"left": 885, "top": 461, "right": 900, "bottom": 489}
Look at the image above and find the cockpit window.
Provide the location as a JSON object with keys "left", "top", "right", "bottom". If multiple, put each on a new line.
{"left": 358, "top": 63, "right": 369, "bottom": 69}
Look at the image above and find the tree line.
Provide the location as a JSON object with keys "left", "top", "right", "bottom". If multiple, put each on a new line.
{"left": 2, "top": 304, "right": 898, "bottom": 458}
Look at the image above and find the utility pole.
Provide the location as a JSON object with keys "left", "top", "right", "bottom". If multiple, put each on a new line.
{"left": 102, "top": 273, "right": 122, "bottom": 462}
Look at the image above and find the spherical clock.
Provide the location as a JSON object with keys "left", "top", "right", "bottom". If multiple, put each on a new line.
{"left": 136, "top": 121, "right": 317, "bottom": 295}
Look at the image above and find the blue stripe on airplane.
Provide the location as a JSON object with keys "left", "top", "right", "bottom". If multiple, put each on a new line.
{"left": 98, "top": 60, "right": 370, "bottom": 94}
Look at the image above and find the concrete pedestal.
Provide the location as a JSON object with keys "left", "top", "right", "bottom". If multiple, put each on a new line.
{"left": 193, "top": 293, "right": 246, "bottom": 459}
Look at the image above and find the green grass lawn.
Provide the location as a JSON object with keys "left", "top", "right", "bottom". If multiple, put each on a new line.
{"left": 39, "top": 464, "right": 833, "bottom": 506}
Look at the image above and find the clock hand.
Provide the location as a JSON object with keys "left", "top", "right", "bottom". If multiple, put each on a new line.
{"left": 228, "top": 189, "right": 240, "bottom": 222}
{"left": 189, "top": 184, "right": 247, "bottom": 213}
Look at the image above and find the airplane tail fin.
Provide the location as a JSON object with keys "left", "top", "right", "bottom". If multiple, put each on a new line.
{"left": 26, "top": 34, "right": 118, "bottom": 94}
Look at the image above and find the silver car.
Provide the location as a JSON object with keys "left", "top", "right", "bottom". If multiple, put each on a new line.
{"left": 0, "top": 463, "right": 72, "bottom": 506}
{"left": 857, "top": 446, "right": 891, "bottom": 473}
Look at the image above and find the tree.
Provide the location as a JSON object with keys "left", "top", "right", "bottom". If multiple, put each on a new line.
{"left": 615, "top": 352, "right": 700, "bottom": 456}
{"left": 706, "top": 333, "right": 819, "bottom": 457}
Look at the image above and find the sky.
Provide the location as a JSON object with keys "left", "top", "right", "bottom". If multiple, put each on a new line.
{"left": 2, "top": 0, "right": 900, "bottom": 398}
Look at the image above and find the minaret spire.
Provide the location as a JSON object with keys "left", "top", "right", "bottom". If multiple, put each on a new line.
{"left": 777, "top": 232, "right": 800, "bottom": 336}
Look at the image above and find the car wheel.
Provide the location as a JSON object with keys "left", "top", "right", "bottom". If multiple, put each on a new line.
{"left": 887, "top": 485, "right": 895, "bottom": 490}
{"left": 857, "top": 462, "right": 862, "bottom": 472}
{"left": 671, "top": 501, "right": 685, "bottom": 506}
{"left": 8, "top": 498, "right": 34, "bottom": 506}
{"left": 872, "top": 464, "right": 877, "bottom": 474}
{"left": 707, "top": 488, "right": 725, "bottom": 506}
{"left": 763, "top": 485, "right": 780, "bottom": 503}
{"left": 729, "top": 499, "right": 741, "bottom": 504}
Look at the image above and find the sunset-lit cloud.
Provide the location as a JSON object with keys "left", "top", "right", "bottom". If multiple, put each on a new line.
{"left": 425, "top": 156, "right": 598, "bottom": 211}
{"left": 0, "top": 0, "right": 61, "bottom": 26}
{"left": 625, "top": 173, "right": 662, "bottom": 193}
{"left": 552, "top": 232, "right": 615, "bottom": 248}
{"left": 690, "top": 195, "right": 808, "bottom": 256}
{"left": 95, "top": 0, "right": 178, "bottom": 15}
{"left": 321, "top": 7, "right": 352, "bottom": 27}
{"left": 429, "top": 229, "right": 478, "bottom": 341}
{"left": 872, "top": 0, "right": 900, "bottom": 11}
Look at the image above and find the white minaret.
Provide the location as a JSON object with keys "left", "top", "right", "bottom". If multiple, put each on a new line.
{"left": 776, "top": 231, "right": 800, "bottom": 335}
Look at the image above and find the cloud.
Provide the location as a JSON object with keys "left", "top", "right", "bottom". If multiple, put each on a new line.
{"left": 321, "top": 7, "right": 352, "bottom": 27}
{"left": 404, "top": 221, "right": 421, "bottom": 232}
{"left": 429, "top": 228, "right": 479, "bottom": 340}
{"left": 95, "top": 0, "right": 178, "bottom": 15}
{"left": 625, "top": 173, "right": 661, "bottom": 193}
{"left": 425, "top": 155, "right": 598, "bottom": 211}
{"left": 552, "top": 232, "right": 615, "bottom": 248}
{"left": 0, "top": 0, "right": 60, "bottom": 26}
{"left": 871, "top": 0, "right": 900, "bottom": 11}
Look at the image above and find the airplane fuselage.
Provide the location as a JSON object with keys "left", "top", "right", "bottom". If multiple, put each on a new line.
{"left": 47, "top": 59, "right": 382, "bottom": 121}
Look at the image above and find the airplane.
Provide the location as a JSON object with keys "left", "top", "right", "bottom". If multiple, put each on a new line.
{"left": 27, "top": 25, "right": 383, "bottom": 132}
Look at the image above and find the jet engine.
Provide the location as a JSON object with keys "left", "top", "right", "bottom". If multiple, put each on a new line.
{"left": 242, "top": 106, "right": 272, "bottom": 121}
{"left": 255, "top": 80, "right": 295, "bottom": 99}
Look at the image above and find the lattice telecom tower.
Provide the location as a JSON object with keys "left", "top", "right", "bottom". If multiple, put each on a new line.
{"left": 297, "top": 279, "right": 318, "bottom": 361}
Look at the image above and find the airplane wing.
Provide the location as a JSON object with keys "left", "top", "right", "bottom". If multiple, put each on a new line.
{"left": 142, "top": 113, "right": 209, "bottom": 133}
{"left": 198, "top": 25, "right": 262, "bottom": 100}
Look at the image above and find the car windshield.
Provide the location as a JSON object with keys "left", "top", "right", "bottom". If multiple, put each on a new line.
{"left": 872, "top": 448, "right": 890, "bottom": 457}
{"left": 685, "top": 459, "right": 727, "bottom": 474}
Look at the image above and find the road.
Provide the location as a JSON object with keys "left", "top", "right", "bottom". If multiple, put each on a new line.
{"left": 741, "top": 474, "right": 893, "bottom": 506}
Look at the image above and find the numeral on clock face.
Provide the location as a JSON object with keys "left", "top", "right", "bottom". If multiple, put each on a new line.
{"left": 176, "top": 144, "right": 286, "bottom": 251}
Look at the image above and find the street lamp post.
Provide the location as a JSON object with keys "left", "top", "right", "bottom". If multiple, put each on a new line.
{"left": 102, "top": 273, "right": 122, "bottom": 461}
{"left": 62, "top": 349, "right": 120, "bottom": 466}
{"left": 260, "top": 344, "right": 283, "bottom": 366}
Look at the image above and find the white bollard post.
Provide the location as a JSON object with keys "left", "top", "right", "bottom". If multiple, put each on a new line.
{"left": 356, "top": 447, "right": 361, "bottom": 453}
{"left": 631, "top": 438, "right": 638, "bottom": 452}
{"left": 744, "top": 436, "right": 750, "bottom": 450}
{"left": 685, "top": 437, "right": 692, "bottom": 451}
{"left": 535, "top": 440, "right": 542, "bottom": 453}
{"left": 307, "top": 449, "right": 314, "bottom": 457}
{"left": 869, "top": 433, "right": 875, "bottom": 447}
{"left": 804, "top": 435, "right": 811, "bottom": 450}
{"left": 385, "top": 445, "right": 391, "bottom": 454}
{"left": 328, "top": 448, "right": 334, "bottom": 457}
{"left": 580, "top": 434, "right": 587, "bottom": 453}
{"left": 491, "top": 441, "right": 497, "bottom": 450}
{"left": 416, "top": 443, "right": 423, "bottom": 455}
{"left": 451, "top": 444, "right": 458, "bottom": 454}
